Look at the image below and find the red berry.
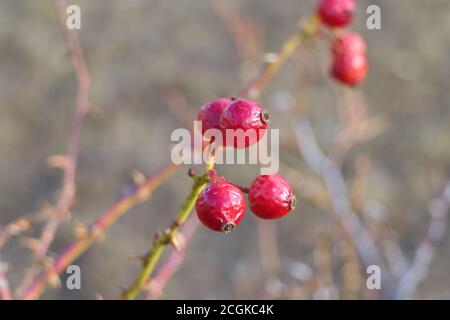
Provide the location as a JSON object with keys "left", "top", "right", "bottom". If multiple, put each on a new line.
{"left": 317, "top": 0, "right": 355, "bottom": 28}
{"left": 219, "top": 98, "right": 269, "bottom": 148}
{"left": 195, "top": 175, "right": 246, "bottom": 233}
{"left": 197, "top": 97, "right": 233, "bottom": 136}
{"left": 248, "top": 174, "right": 296, "bottom": 220}
{"left": 331, "top": 31, "right": 366, "bottom": 56}
{"left": 331, "top": 52, "right": 368, "bottom": 85}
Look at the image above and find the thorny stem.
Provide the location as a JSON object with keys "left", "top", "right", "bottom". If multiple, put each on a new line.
{"left": 121, "top": 162, "right": 215, "bottom": 300}
{"left": 145, "top": 216, "right": 199, "bottom": 300}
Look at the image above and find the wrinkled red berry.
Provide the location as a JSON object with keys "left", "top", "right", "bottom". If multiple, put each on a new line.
{"left": 318, "top": 0, "right": 355, "bottom": 28}
{"left": 197, "top": 97, "right": 233, "bottom": 136}
{"left": 220, "top": 98, "right": 269, "bottom": 148}
{"left": 331, "top": 31, "right": 366, "bottom": 56}
{"left": 331, "top": 52, "right": 368, "bottom": 85}
{"left": 248, "top": 174, "right": 296, "bottom": 220}
{"left": 195, "top": 176, "right": 246, "bottom": 233}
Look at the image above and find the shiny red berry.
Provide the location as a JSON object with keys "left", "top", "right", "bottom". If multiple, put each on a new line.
{"left": 331, "top": 52, "right": 368, "bottom": 85}
{"left": 331, "top": 31, "right": 366, "bottom": 56}
{"left": 248, "top": 174, "right": 296, "bottom": 220}
{"left": 317, "top": 0, "right": 355, "bottom": 28}
{"left": 197, "top": 97, "right": 233, "bottom": 136}
{"left": 219, "top": 98, "right": 269, "bottom": 148}
{"left": 195, "top": 176, "right": 246, "bottom": 233}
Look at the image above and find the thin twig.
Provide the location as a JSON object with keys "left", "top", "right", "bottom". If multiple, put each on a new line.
{"left": 0, "top": 262, "right": 12, "bottom": 300}
{"left": 19, "top": 0, "right": 92, "bottom": 292}
{"left": 37, "top": 0, "right": 91, "bottom": 257}
{"left": 239, "top": 15, "right": 320, "bottom": 99}
{"left": 291, "top": 117, "right": 394, "bottom": 298}
{"left": 395, "top": 182, "right": 450, "bottom": 299}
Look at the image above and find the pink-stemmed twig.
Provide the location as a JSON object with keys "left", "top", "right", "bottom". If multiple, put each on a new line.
{"left": 17, "top": 0, "right": 92, "bottom": 293}
{"left": 0, "top": 262, "right": 12, "bottom": 300}
{"left": 145, "top": 216, "right": 199, "bottom": 300}
{"left": 395, "top": 181, "right": 450, "bottom": 299}
{"left": 18, "top": 163, "right": 178, "bottom": 300}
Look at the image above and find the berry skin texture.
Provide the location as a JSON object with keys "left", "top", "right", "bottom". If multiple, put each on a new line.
{"left": 317, "top": 0, "right": 356, "bottom": 28}
{"left": 331, "top": 31, "right": 366, "bottom": 56}
{"left": 219, "top": 98, "right": 269, "bottom": 149}
{"left": 248, "top": 175, "right": 296, "bottom": 220}
{"left": 331, "top": 52, "right": 368, "bottom": 86}
{"left": 195, "top": 179, "right": 246, "bottom": 233}
{"left": 197, "top": 97, "right": 233, "bottom": 135}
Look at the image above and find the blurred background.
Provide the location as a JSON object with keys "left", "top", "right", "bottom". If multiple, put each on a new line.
{"left": 1, "top": 0, "right": 450, "bottom": 299}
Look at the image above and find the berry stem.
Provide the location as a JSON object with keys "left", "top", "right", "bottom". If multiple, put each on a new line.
{"left": 120, "top": 161, "right": 215, "bottom": 300}
{"left": 239, "top": 14, "right": 320, "bottom": 99}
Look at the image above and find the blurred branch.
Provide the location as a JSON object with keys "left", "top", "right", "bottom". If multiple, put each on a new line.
{"left": 239, "top": 15, "right": 320, "bottom": 99}
{"left": 395, "top": 181, "right": 450, "bottom": 299}
{"left": 145, "top": 216, "right": 199, "bottom": 300}
{"left": 0, "top": 215, "right": 37, "bottom": 251}
{"left": 36, "top": 0, "right": 91, "bottom": 256}
{"left": 18, "top": 164, "right": 178, "bottom": 300}
{"left": 291, "top": 117, "right": 394, "bottom": 297}
{"left": 19, "top": 0, "right": 92, "bottom": 291}
{"left": 0, "top": 262, "right": 12, "bottom": 300}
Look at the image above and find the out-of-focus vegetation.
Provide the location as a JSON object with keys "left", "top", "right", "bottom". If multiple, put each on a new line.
{"left": 1, "top": 0, "right": 450, "bottom": 299}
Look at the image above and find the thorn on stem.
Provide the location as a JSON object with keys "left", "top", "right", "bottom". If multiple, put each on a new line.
{"left": 167, "top": 233, "right": 185, "bottom": 253}
{"left": 128, "top": 255, "right": 147, "bottom": 264}
{"left": 188, "top": 168, "right": 197, "bottom": 178}
{"left": 172, "top": 219, "right": 182, "bottom": 228}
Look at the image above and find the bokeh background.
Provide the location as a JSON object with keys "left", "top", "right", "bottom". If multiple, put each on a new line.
{"left": 1, "top": 0, "right": 450, "bottom": 299}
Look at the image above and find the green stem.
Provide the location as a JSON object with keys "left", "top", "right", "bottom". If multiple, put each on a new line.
{"left": 121, "top": 161, "right": 214, "bottom": 300}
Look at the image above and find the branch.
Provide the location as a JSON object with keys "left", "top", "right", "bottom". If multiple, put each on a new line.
{"left": 145, "top": 216, "right": 199, "bottom": 300}
{"left": 395, "top": 181, "right": 450, "bottom": 299}
{"left": 291, "top": 117, "right": 394, "bottom": 298}
{"left": 18, "top": 0, "right": 92, "bottom": 294}
{"left": 0, "top": 262, "right": 12, "bottom": 300}
{"left": 120, "top": 162, "right": 214, "bottom": 300}
{"left": 18, "top": 163, "right": 178, "bottom": 300}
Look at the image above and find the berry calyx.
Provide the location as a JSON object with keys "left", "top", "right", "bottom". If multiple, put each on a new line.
{"left": 331, "top": 31, "right": 366, "bottom": 56}
{"left": 248, "top": 174, "right": 296, "bottom": 220}
{"left": 219, "top": 98, "right": 269, "bottom": 148}
{"left": 197, "top": 97, "right": 233, "bottom": 136}
{"left": 317, "top": 0, "right": 356, "bottom": 28}
{"left": 195, "top": 172, "right": 246, "bottom": 233}
{"left": 331, "top": 52, "right": 368, "bottom": 86}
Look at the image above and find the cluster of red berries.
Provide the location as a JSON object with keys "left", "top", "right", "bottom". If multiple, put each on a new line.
{"left": 197, "top": 96, "right": 269, "bottom": 148}
{"left": 195, "top": 98, "right": 296, "bottom": 233}
{"left": 317, "top": 0, "right": 368, "bottom": 85}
